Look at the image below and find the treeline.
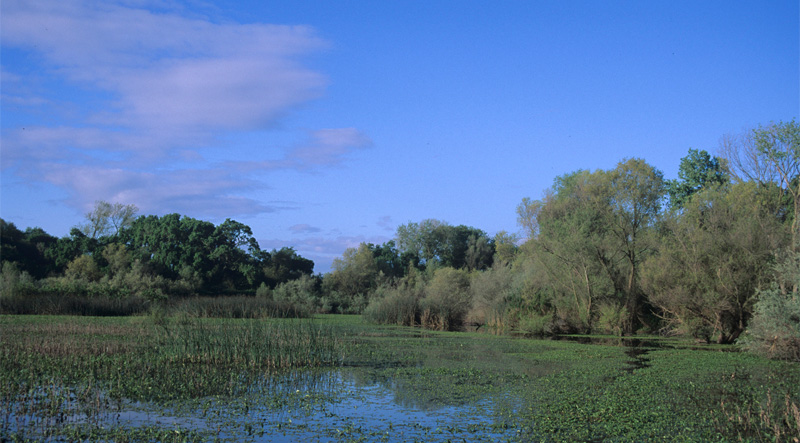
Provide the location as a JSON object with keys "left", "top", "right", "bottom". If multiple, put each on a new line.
{"left": 0, "top": 208, "right": 315, "bottom": 315}
{"left": 1, "top": 121, "right": 798, "bottom": 360}
{"left": 331, "top": 121, "right": 800, "bottom": 361}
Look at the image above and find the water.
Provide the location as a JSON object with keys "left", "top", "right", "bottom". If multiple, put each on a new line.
{"left": 4, "top": 369, "right": 518, "bottom": 442}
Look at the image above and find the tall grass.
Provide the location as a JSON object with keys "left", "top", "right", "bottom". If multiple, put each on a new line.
{"left": 166, "top": 295, "right": 309, "bottom": 319}
{"left": 154, "top": 317, "right": 343, "bottom": 369}
{"left": 0, "top": 293, "right": 149, "bottom": 316}
{"left": 718, "top": 389, "right": 800, "bottom": 443}
{"left": 0, "top": 315, "right": 346, "bottom": 440}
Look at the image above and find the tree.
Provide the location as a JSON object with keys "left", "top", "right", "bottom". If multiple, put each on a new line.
{"left": 258, "top": 247, "right": 314, "bottom": 288}
{"left": 720, "top": 120, "right": 800, "bottom": 250}
{"left": 0, "top": 220, "right": 59, "bottom": 278}
{"left": 666, "top": 148, "right": 729, "bottom": 208}
{"left": 492, "top": 230, "right": 519, "bottom": 265}
{"left": 81, "top": 201, "right": 138, "bottom": 239}
{"left": 119, "top": 214, "right": 265, "bottom": 290}
{"left": 642, "top": 183, "right": 781, "bottom": 343}
{"left": 327, "top": 243, "right": 379, "bottom": 297}
{"left": 604, "top": 158, "right": 665, "bottom": 333}
{"left": 395, "top": 219, "right": 493, "bottom": 270}
{"left": 517, "top": 159, "right": 665, "bottom": 334}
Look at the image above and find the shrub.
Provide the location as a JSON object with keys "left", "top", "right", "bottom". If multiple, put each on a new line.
{"left": 467, "top": 262, "right": 514, "bottom": 327}
{"left": 420, "top": 267, "right": 471, "bottom": 331}
{"left": 363, "top": 285, "right": 420, "bottom": 326}
{"left": 516, "top": 312, "right": 553, "bottom": 336}
{"left": 738, "top": 251, "right": 800, "bottom": 361}
{"left": 256, "top": 282, "right": 271, "bottom": 298}
{"left": 0, "top": 261, "right": 37, "bottom": 298}
{"left": 272, "top": 275, "right": 320, "bottom": 313}
{"left": 595, "top": 302, "right": 629, "bottom": 336}
{"left": 64, "top": 255, "right": 102, "bottom": 282}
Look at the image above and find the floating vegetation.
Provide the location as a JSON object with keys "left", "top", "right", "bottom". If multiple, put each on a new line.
{"left": 1, "top": 315, "right": 798, "bottom": 442}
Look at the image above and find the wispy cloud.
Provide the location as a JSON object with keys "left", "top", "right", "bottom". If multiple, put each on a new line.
{"left": 289, "top": 224, "right": 323, "bottom": 234}
{"left": 376, "top": 215, "right": 395, "bottom": 232}
{"left": 0, "top": 0, "right": 361, "bottom": 217}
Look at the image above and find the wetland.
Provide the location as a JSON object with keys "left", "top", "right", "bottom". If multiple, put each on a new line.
{"left": 2, "top": 314, "right": 798, "bottom": 442}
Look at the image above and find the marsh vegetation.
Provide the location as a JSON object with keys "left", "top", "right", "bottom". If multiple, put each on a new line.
{"left": 1, "top": 122, "right": 799, "bottom": 441}
{"left": 2, "top": 315, "right": 798, "bottom": 442}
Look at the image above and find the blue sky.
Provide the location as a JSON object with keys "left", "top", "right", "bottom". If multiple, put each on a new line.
{"left": 1, "top": 0, "right": 798, "bottom": 273}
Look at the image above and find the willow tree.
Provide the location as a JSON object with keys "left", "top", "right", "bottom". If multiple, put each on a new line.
{"left": 642, "top": 182, "right": 782, "bottom": 343}
{"left": 721, "top": 120, "right": 800, "bottom": 251}
{"left": 517, "top": 158, "right": 665, "bottom": 334}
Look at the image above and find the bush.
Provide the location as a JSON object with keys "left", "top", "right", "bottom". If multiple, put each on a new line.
{"left": 739, "top": 251, "right": 800, "bottom": 361}
{"left": 0, "top": 261, "right": 37, "bottom": 298}
{"left": 420, "top": 267, "right": 471, "bottom": 331}
{"left": 595, "top": 302, "right": 629, "bottom": 336}
{"left": 363, "top": 285, "right": 420, "bottom": 326}
{"left": 738, "top": 287, "right": 800, "bottom": 361}
{"left": 467, "top": 263, "right": 514, "bottom": 327}
{"left": 516, "top": 312, "right": 553, "bottom": 336}
{"left": 272, "top": 275, "right": 321, "bottom": 313}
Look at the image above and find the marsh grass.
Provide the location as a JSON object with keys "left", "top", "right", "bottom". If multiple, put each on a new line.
{"left": 0, "top": 315, "right": 345, "bottom": 441}
{"left": 154, "top": 317, "right": 343, "bottom": 369}
{"left": 2, "top": 315, "right": 799, "bottom": 442}
{"left": 718, "top": 389, "right": 800, "bottom": 443}
{"left": 0, "top": 293, "right": 149, "bottom": 316}
{"left": 165, "top": 295, "right": 310, "bottom": 319}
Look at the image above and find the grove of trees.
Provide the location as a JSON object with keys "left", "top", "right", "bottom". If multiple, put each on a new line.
{"left": 1, "top": 120, "right": 798, "bottom": 360}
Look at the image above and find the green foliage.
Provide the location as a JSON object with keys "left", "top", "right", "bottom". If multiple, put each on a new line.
{"left": 642, "top": 183, "right": 782, "bottom": 343}
{"left": 594, "top": 302, "right": 629, "bottom": 336}
{"left": 420, "top": 267, "right": 471, "bottom": 331}
{"left": 738, "top": 251, "right": 800, "bottom": 361}
{"left": 666, "top": 148, "right": 729, "bottom": 208}
{"left": 516, "top": 312, "right": 552, "bottom": 336}
{"left": 492, "top": 230, "right": 519, "bottom": 264}
{"left": 64, "top": 255, "right": 103, "bottom": 282}
{"left": 722, "top": 119, "right": 800, "bottom": 250}
{"left": 0, "top": 220, "right": 59, "bottom": 278}
{"left": 271, "top": 274, "right": 321, "bottom": 313}
{"left": 257, "top": 246, "right": 314, "bottom": 288}
{"left": 395, "top": 219, "right": 494, "bottom": 270}
{"left": 0, "top": 261, "right": 36, "bottom": 298}
{"left": 362, "top": 284, "right": 421, "bottom": 326}
{"left": 517, "top": 158, "right": 665, "bottom": 334}
{"left": 467, "top": 260, "right": 515, "bottom": 327}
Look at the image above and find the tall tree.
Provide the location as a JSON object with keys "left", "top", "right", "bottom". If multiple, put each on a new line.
{"left": 395, "top": 219, "right": 493, "bottom": 270}
{"left": 604, "top": 158, "right": 665, "bottom": 332}
{"left": 720, "top": 120, "right": 800, "bottom": 249}
{"left": 517, "top": 159, "right": 665, "bottom": 333}
{"left": 666, "top": 148, "right": 729, "bottom": 208}
{"left": 642, "top": 183, "right": 782, "bottom": 343}
{"left": 81, "top": 201, "right": 138, "bottom": 239}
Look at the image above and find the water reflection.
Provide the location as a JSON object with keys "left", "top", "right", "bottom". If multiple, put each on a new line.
{"left": 6, "top": 368, "right": 516, "bottom": 442}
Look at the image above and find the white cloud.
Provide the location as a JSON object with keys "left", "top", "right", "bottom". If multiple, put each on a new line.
{"left": 0, "top": 0, "right": 366, "bottom": 217}
{"left": 1, "top": 0, "right": 327, "bottom": 146}
{"left": 287, "top": 128, "right": 373, "bottom": 168}
{"left": 35, "top": 163, "right": 278, "bottom": 218}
